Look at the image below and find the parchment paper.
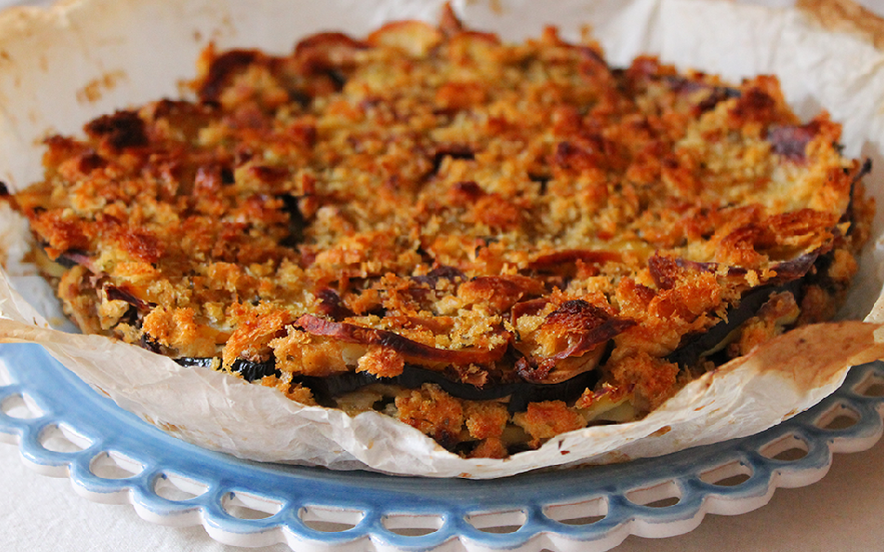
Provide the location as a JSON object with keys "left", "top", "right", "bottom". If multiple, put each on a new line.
{"left": 1, "top": 0, "right": 884, "bottom": 478}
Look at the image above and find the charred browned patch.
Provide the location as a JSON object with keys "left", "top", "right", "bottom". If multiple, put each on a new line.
{"left": 544, "top": 299, "right": 610, "bottom": 330}
{"left": 294, "top": 32, "right": 366, "bottom": 79}
{"left": 447, "top": 180, "right": 485, "bottom": 205}
{"left": 248, "top": 165, "right": 290, "bottom": 185}
{"left": 728, "top": 87, "right": 776, "bottom": 127}
{"left": 115, "top": 228, "right": 164, "bottom": 264}
{"left": 75, "top": 151, "right": 106, "bottom": 174}
{"left": 85, "top": 110, "right": 148, "bottom": 151}
{"left": 197, "top": 49, "right": 261, "bottom": 102}
{"left": 278, "top": 194, "right": 307, "bottom": 247}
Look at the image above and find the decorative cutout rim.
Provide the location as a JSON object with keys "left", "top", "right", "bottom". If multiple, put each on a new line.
{"left": 0, "top": 342, "right": 882, "bottom": 552}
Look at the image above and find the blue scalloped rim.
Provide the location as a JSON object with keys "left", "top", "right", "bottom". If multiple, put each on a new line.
{"left": 1, "top": 342, "right": 882, "bottom": 551}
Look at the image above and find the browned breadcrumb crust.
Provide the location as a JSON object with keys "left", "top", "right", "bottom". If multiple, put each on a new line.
{"left": 12, "top": 9, "right": 873, "bottom": 458}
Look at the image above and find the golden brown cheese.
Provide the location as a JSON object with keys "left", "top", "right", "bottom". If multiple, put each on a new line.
{"left": 12, "top": 8, "right": 873, "bottom": 458}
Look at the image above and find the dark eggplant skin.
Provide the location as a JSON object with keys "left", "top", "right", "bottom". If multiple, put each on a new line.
{"left": 174, "top": 355, "right": 598, "bottom": 413}
{"left": 304, "top": 363, "right": 600, "bottom": 413}
{"left": 232, "top": 359, "right": 283, "bottom": 381}
{"left": 665, "top": 279, "right": 802, "bottom": 368}
{"left": 768, "top": 122, "right": 819, "bottom": 161}
{"left": 174, "top": 357, "right": 281, "bottom": 382}
{"left": 174, "top": 357, "right": 215, "bottom": 369}
{"left": 278, "top": 193, "right": 306, "bottom": 247}
{"left": 55, "top": 249, "right": 92, "bottom": 269}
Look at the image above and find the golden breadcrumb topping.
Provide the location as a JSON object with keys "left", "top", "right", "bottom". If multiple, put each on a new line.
{"left": 13, "top": 8, "right": 872, "bottom": 457}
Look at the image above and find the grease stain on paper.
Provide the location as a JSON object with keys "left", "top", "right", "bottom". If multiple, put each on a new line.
{"left": 76, "top": 70, "right": 127, "bottom": 104}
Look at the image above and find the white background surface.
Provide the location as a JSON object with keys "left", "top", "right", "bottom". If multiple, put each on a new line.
{"left": 3, "top": 0, "right": 884, "bottom": 550}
